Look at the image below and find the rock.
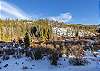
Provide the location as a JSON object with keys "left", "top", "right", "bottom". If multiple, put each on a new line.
{"left": 22, "top": 66, "right": 28, "bottom": 69}
{"left": 0, "top": 67, "right": 2, "bottom": 69}
{"left": 4, "top": 64, "right": 8, "bottom": 67}
{"left": 30, "top": 67, "right": 34, "bottom": 69}
{"left": 2, "top": 56, "right": 9, "bottom": 60}
{"left": 15, "top": 62, "right": 19, "bottom": 65}
{"left": 22, "top": 62, "right": 24, "bottom": 64}
{"left": 64, "top": 59, "right": 66, "bottom": 61}
{"left": 32, "top": 65, "right": 35, "bottom": 66}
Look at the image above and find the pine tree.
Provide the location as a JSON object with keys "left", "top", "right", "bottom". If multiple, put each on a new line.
{"left": 75, "top": 30, "right": 78, "bottom": 37}
{"left": 31, "top": 26, "right": 37, "bottom": 37}
{"left": 24, "top": 32, "right": 30, "bottom": 48}
{"left": 34, "top": 49, "right": 43, "bottom": 60}
{"left": 49, "top": 50, "right": 59, "bottom": 66}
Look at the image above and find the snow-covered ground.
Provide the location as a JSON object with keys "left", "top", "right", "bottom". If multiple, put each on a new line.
{"left": 0, "top": 55, "right": 100, "bottom": 71}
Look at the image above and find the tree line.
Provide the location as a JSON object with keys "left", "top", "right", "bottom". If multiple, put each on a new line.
{"left": 0, "top": 19, "right": 97, "bottom": 42}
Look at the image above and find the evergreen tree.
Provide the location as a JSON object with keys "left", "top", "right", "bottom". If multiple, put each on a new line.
{"left": 49, "top": 51, "right": 59, "bottom": 66}
{"left": 31, "top": 26, "right": 37, "bottom": 37}
{"left": 97, "top": 25, "right": 100, "bottom": 33}
{"left": 47, "top": 29, "right": 50, "bottom": 40}
{"left": 34, "top": 49, "right": 43, "bottom": 60}
{"left": 75, "top": 30, "right": 79, "bottom": 37}
{"left": 24, "top": 32, "right": 30, "bottom": 48}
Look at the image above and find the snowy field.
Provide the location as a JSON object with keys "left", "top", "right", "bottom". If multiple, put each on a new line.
{"left": 0, "top": 55, "right": 100, "bottom": 71}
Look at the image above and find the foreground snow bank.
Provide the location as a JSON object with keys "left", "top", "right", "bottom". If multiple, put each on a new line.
{"left": 0, "top": 56, "right": 100, "bottom": 71}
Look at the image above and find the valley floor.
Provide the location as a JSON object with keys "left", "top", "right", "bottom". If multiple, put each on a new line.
{"left": 0, "top": 55, "right": 100, "bottom": 71}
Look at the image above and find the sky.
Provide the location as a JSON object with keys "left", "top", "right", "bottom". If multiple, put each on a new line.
{"left": 0, "top": 0, "right": 100, "bottom": 25}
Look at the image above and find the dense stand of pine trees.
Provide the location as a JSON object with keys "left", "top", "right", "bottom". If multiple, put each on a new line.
{"left": 0, "top": 19, "right": 97, "bottom": 42}
{"left": 0, "top": 19, "right": 52, "bottom": 42}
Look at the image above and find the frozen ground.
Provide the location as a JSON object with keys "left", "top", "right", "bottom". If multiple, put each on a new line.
{"left": 0, "top": 55, "right": 100, "bottom": 71}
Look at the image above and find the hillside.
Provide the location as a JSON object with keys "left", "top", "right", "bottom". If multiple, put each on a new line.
{"left": 0, "top": 19, "right": 98, "bottom": 42}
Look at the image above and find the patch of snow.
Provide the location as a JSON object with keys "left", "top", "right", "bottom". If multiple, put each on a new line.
{"left": 62, "top": 54, "right": 67, "bottom": 57}
{"left": 68, "top": 55, "right": 75, "bottom": 58}
{"left": 0, "top": 56, "right": 100, "bottom": 71}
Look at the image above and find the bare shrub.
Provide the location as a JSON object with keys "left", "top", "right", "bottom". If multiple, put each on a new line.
{"left": 68, "top": 45, "right": 88, "bottom": 65}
